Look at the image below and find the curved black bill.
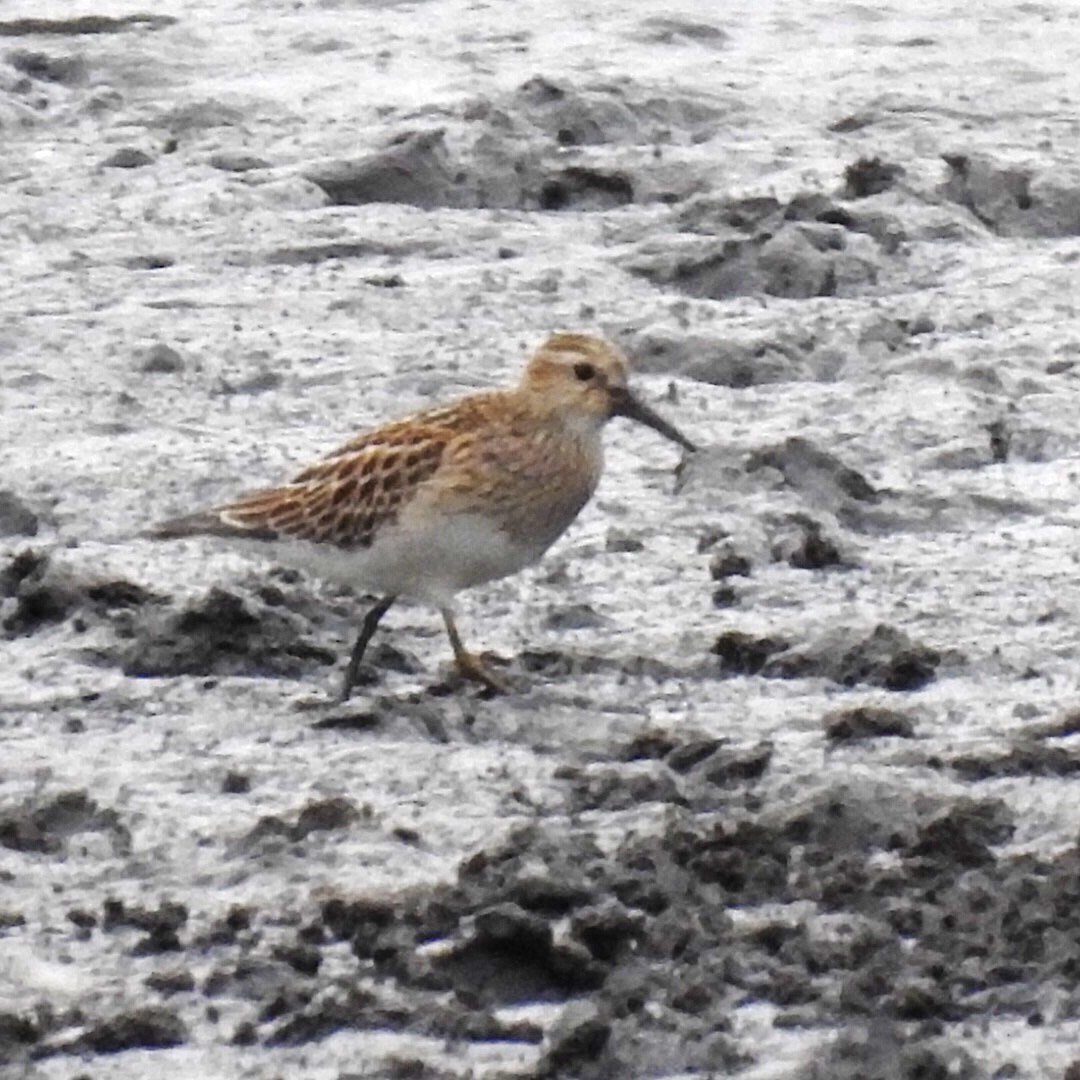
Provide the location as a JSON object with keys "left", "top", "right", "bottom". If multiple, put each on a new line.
{"left": 610, "top": 386, "right": 697, "bottom": 453}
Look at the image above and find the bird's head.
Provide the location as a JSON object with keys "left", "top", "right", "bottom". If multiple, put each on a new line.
{"left": 521, "top": 333, "right": 697, "bottom": 452}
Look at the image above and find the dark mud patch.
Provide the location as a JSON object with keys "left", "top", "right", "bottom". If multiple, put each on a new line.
{"left": 47, "top": 1006, "right": 187, "bottom": 1058}
{"left": 305, "top": 129, "right": 466, "bottom": 210}
{"left": 769, "top": 512, "right": 850, "bottom": 569}
{"left": 236, "top": 796, "right": 364, "bottom": 853}
{"left": 841, "top": 155, "right": 906, "bottom": 199}
{"left": 2, "top": 771, "right": 1068, "bottom": 1078}
{"left": 117, "top": 585, "right": 338, "bottom": 680}
{"left": 0, "top": 14, "right": 177, "bottom": 36}
{"left": 257, "top": 781, "right": 1043, "bottom": 1074}
{"left": 507, "top": 73, "right": 724, "bottom": 148}
{"left": 536, "top": 166, "right": 634, "bottom": 211}
{"left": 824, "top": 705, "right": 917, "bottom": 742}
{"left": 945, "top": 739, "right": 1080, "bottom": 780}
{"left": 759, "top": 623, "right": 943, "bottom": 690}
{"left": 940, "top": 151, "right": 1080, "bottom": 238}
{"left": 1, "top": 548, "right": 165, "bottom": 638}
{"left": 630, "top": 15, "right": 729, "bottom": 48}
{"left": 698, "top": 513, "right": 851, "bottom": 577}
{"left": 0, "top": 551, "right": 392, "bottom": 688}
{"left": 0, "top": 490, "right": 41, "bottom": 536}
{"left": 746, "top": 437, "right": 880, "bottom": 504}
{"left": 515, "top": 646, "right": 687, "bottom": 683}
{"left": 711, "top": 630, "right": 789, "bottom": 676}
{"left": 306, "top": 75, "right": 728, "bottom": 213}
{"left": 557, "top": 733, "right": 773, "bottom": 813}
{"left": 807, "top": 1021, "right": 982, "bottom": 1080}
{"left": 621, "top": 190, "right": 900, "bottom": 301}
{"left": 0, "top": 789, "right": 129, "bottom": 856}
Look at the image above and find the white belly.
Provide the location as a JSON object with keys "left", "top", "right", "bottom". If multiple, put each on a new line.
{"left": 257, "top": 512, "right": 538, "bottom": 606}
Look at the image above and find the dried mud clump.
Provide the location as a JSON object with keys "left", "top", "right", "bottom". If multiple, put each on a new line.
{"left": 945, "top": 739, "right": 1080, "bottom": 780}
{"left": 706, "top": 542, "right": 753, "bottom": 581}
{"left": 317, "top": 824, "right": 749, "bottom": 1076}
{"left": 0, "top": 789, "right": 129, "bottom": 856}
{"left": 252, "top": 786, "right": 1038, "bottom": 1073}
{"left": 1, "top": 548, "right": 163, "bottom": 638}
{"left": 761, "top": 623, "right": 943, "bottom": 691}
{"left": 0, "top": 490, "right": 40, "bottom": 537}
{"left": 100, "top": 897, "right": 189, "bottom": 955}
{"left": 560, "top": 732, "right": 774, "bottom": 812}
{"left": 841, "top": 155, "right": 906, "bottom": 199}
{"left": 305, "top": 130, "right": 465, "bottom": 210}
{"left": 58, "top": 1006, "right": 186, "bottom": 1056}
{"left": 0, "top": 1012, "right": 41, "bottom": 1067}
{"left": 940, "top": 151, "right": 1080, "bottom": 238}
{"left": 101, "top": 146, "right": 153, "bottom": 168}
{"left": 536, "top": 166, "right": 634, "bottom": 211}
{"left": 698, "top": 514, "right": 851, "bottom": 579}
{"left": 8, "top": 779, "right": 1075, "bottom": 1075}
{"left": 119, "top": 585, "right": 337, "bottom": 680}
{"left": 306, "top": 75, "right": 728, "bottom": 212}
{"left": 711, "top": 631, "right": 788, "bottom": 676}
{"left": 1, "top": 549, "right": 81, "bottom": 636}
{"left": 507, "top": 74, "right": 723, "bottom": 148}
{"left": 823, "top": 705, "right": 917, "bottom": 742}
{"left": 745, "top": 437, "right": 880, "bottom": 505}
{"left": 0, "top": 14, "right": 176, "bottom": 35}
{"left": 807, "top": 1022, "right": 982, "bottom": 1080}
{"left": 768, "top": 512, "right": 849, "bottom": 569}
{"left": 5, "top": 48, "right": 87, "bottom": 85}
{"left": 237, "top": 796, "right": 363, "bottom": 852}
{"left": 622, "top": 190, "right": 901, "bottom": 302}
{"left": 630, "top": 16, "right": 728, "bottom": 48}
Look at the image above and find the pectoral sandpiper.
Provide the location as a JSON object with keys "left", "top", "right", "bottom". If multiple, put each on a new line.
{"left": 148, "top": 333, "right": 696, "bottom": 698}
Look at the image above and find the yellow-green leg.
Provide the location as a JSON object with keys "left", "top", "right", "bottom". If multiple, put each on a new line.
{"left": 441, "top": 608, "right": 512, "bottom": 694}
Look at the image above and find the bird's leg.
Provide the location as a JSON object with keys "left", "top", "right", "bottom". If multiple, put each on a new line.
{"left": 341, "top": 595, "right": 397, "bottom": 701}
{"left": 440, "top": 608, "right": 512, "bottom": 694}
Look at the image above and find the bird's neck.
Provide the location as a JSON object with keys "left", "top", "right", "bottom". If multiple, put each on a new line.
{"left": 511, "top": 388, "right": 604, "bottom": 442}
{"left": 553, "top": 406, "right": 606, "bottom": 445}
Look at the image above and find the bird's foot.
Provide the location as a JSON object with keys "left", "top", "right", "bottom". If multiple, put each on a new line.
{"left": 339, "top": 663, "right": 379, "bottom": 703}
{"left": 454, "top": 650, "right": 514, "bottom": 695}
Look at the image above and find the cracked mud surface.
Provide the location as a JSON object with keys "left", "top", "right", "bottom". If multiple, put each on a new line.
{"left": 5, "top": 1, "right": 1080, "bottom": 1077}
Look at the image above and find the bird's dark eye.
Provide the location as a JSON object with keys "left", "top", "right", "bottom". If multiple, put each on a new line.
{"left": 573, "top": 362, "right": 596, "bottom": 382}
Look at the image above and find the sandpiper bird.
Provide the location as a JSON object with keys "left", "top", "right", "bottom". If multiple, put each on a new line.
{"left": 148, "top": 333, "right": 697, "bottom": 699}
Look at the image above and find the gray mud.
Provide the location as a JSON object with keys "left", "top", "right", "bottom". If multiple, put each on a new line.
{"left": 5, "top": 1, "right": 1080, "bottom": 1077}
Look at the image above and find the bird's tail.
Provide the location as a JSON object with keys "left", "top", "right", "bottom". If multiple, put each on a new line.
{"left": 142, "top": 510, "right": 274, "bottom": 542}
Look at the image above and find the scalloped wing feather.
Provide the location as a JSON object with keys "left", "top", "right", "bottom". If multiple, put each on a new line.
{"left": 147, "top": 390, "right": 534, "bottom": 548}
{"left": 217, "top": 434, "right": 447, "bottom": 548}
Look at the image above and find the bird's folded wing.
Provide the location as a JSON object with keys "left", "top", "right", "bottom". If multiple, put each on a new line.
{"left": 149, "top": 432, "right": 447, "bottom": 549}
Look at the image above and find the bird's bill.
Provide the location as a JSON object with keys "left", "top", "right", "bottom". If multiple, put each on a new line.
{"left": 610, "top": 387, "right": 697, "bottom": 453}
